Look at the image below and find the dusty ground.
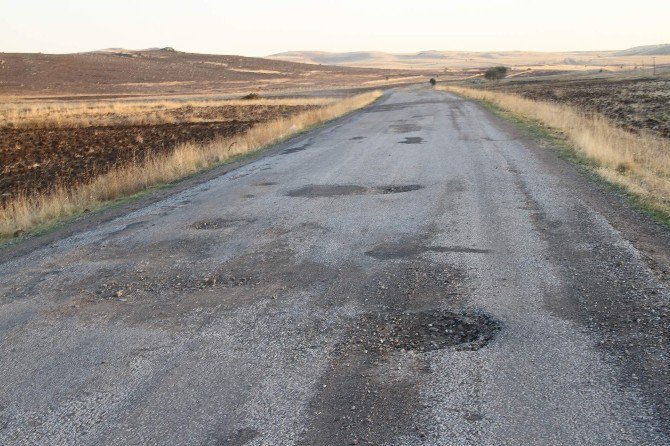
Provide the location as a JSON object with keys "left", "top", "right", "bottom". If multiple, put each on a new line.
{"left": 1, "top": 88, "right": 669, "bottom": 445}
{"left": 0, "top": 104, "right": 319, "bottom": 202}
{"left": 482, "top": 75, "right": 670, "bottom": 138}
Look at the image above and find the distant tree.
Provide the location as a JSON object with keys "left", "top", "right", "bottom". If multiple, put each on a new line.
{"left": 429, "top": 78, "right": 437, "bottom": 86}
{"left": 484, "top": 66, "right": 508, "bottom": 81}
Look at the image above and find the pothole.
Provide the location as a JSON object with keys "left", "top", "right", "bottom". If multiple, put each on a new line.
{"left": 378, "top": 185, "right": 424, "bottom": 194}
{"left": 286, "top": 184, "right": 424, "bottom": 198}
{"left": 287, "top": 185, "right": 367, "bottom": 197}
{"left": 191, "top": 218, "right": 255, "bottom": 230}
{"left": 399, "top": 137, "right": 425, "bottom": 144}
{"left": 281, "top": 143, "right": 310, "bottom": 155}
{"left": 357, "top": 310, "right": 500, "bottom": 353}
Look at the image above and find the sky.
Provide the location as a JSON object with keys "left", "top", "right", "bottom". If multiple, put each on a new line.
{"left": 1, "top": 0, "right": 668, "bottom": 55}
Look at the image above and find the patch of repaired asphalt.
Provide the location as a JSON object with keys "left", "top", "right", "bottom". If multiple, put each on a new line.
{"left": 399, "top": 137, "right": 425, "bottom": 144}
{"left": 254, "top": 181, "right": 278, "bottom": 186}
{"left": 366, "top": 242, "right": 491, "bottom": 259}
{"left": 349, "top": 136, "right": 366, "bottom": 141}
{"left": 286, "top": 184, "right": 424, "bottom": 198}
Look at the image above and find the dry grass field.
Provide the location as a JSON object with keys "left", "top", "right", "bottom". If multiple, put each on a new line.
{"left": 0, "top": 91, "right": 382, "bottom": 239}
{"left": 442, "top": 84, "right": 670, "bottom": 218}
{"left": 0, "top": 97, "right": 337, "bottom": 129}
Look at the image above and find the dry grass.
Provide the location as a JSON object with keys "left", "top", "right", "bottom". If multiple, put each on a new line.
{"left": 0, "top": 91, "right": 381, "bottom": 240}
{"left": 0, "top": 97, "right": 336, "bottom": 129}
{"left": 441, "top": 85, "right": 670, "bottom": 215}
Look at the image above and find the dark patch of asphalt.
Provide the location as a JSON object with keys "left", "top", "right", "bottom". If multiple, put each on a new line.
{"left": 398, "top": 136, "right": 425, "bottom": 144}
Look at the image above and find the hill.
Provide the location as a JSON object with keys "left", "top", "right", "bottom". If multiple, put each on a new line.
{"left": 613, "top": 44, "right": 670, "bottom": 56}
{"left": 0, "top": 48, "right": 421, "bottom": 99}
{"left": 269, "top": 46, "right": 670, "bottom": 70}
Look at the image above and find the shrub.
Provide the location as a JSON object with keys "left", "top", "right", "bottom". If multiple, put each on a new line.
{"left": 241, "top": 93, "right": 260, "bottom": 100}
{"left": 429, "top": 78, "right": 437, "bottom": 86}
{"left": 484, "top": 66, "right": 508, "bottom": 81}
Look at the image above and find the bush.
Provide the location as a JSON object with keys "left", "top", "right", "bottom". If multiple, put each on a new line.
{"left": 484, "top": 66, "right": 508, "bottom": 81}
{"left": 429, "top": 78, "right": 437, "bottom": 86}
{"left": 241, "top": 93, "right": 260, "bottom": 100}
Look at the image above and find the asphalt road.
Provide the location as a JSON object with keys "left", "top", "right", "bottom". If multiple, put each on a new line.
{"left": 1, "top": 88, "right": 669, "bottom": 445}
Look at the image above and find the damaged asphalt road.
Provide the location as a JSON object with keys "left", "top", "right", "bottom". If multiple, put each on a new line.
{"left": 1, "top": 88, "right": 670, "bottom": 445}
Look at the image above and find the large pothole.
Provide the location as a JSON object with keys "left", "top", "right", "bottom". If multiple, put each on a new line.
{"left": 356, "top": 310, "right": 500, "bottom": 353}
{"left": 286, "top": 184, "right": 424, "bottom": 198}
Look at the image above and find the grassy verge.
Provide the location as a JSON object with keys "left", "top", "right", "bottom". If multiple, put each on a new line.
{"left": 1, "top": 91, "right": 382, "bottom": 241}
{"left": 439, "top": 85, "right": 670, "bottom": 226}
{"left": 0, "top": 97, "right": 336, "bottom": 128}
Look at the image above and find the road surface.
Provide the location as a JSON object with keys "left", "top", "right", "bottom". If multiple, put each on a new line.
{"left": 1, "top": 88, "right": 669, "bottom": 445}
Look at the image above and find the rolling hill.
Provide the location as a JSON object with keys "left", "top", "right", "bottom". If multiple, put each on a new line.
{"left": 613, "top": 44, "right": 670, "bottom": 56}
{"left": 0, "top": 48, "right": 421, "bottom": 98}
{"left": 269, "top": 46, "right": 670, "bottom": 70}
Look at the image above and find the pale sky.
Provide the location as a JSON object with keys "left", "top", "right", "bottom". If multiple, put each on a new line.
{"left": 1, "top": 0, "right": 668, "bottom": 55}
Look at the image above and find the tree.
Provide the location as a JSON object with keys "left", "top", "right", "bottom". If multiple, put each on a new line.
{"left": 484, "top": 66, "right": 508, "bottom": 81}
{"left": 429, "top": 78, "right": 437, "bottom": 86}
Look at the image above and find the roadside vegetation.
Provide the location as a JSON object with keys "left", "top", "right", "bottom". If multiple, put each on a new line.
{"left": 441, "top": 85, "right": 670, "bottom": 220}
{"left": 0, "top": 97, "right": 336, "bottom": 129}
{"left": 0, "top": 91, "right": 381, "bottom": 240}
{"left": 477, "top": 74, "right": 670, "bottom": 138}
{"left": 484, "top": 66, "right": 508, "bottom": 81}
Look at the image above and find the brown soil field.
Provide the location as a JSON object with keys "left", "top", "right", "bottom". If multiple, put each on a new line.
{"left": 1, "top": 104, "right": 317, "bottom": 202}
{"left": 481, "top": 75, "right": 670, "bottom": 138}
{"left": 0, "top": 49, "right": 423, "bottom": 99}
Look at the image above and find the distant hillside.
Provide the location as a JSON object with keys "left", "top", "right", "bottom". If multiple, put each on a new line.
{"left": 0, "top": 48, "right": 413, "bottom": 97}
{"left": 269, "top": 46, "right": 670, "bottom": 70}
{"left": 613, "top": 44, "right": 670, "bottom": 56}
